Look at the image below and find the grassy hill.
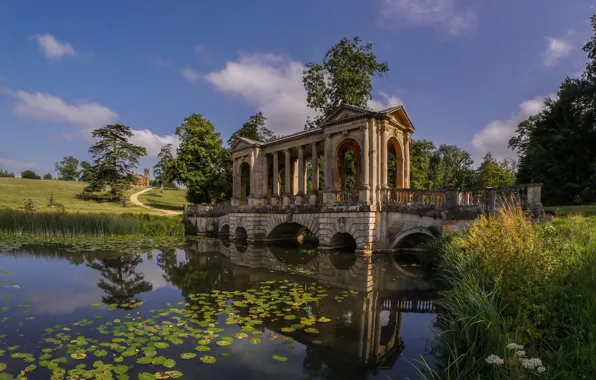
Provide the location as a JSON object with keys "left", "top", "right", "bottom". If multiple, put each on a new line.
{"left": 0, "top": 177, "right": 162, "bottom": 214}
{"left": 137, "top": 188, "right": 187, "bottom": 212}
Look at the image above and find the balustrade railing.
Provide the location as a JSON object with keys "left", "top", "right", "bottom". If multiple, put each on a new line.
{"left": 386, "top": 188, "right": 417, "bottom": 203}
{"left": 336, "top": 189, "right": 360, "bottom": 204}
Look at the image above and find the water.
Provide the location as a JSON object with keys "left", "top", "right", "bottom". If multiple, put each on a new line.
{"left": 0, "top": 238, "right": 437, "bottom": 380}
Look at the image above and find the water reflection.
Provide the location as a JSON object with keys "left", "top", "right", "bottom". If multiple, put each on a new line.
{"left": 0, "top": 239, "right": 437, "bottom": 379}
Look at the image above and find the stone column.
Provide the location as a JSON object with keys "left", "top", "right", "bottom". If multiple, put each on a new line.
{"left": 360, "top": 121, "right": 370, "bottom": 204}
{"left": 262, "top": 154, "right": 269, "bottom": 198}
{"left": 272, "top": 152, "right": 280, "bottom": 205}
{"left": 292, "top": 159, "right": 299, "bottom": 195}
{"left": 296, "top": 146, "right": 305, "bottom": 205}
{"left": 369, "top": 119, "right": 377, "bottom": 204}
{"left": 381, "top": 125, "right": 388, "bottom": 189}
{"left": 404, "top": 135, "right": 411, "bottom": 188}
{"left": 310, "top": 143, "right": 319, "bottom": 205}
{"left": 283, "top": 149, "right": 291, "bottom": 206}
{"left": 323, "top": 134, "right": 335, "bottom": 204}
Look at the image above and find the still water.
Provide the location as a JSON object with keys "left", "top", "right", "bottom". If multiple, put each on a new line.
{"left": 0, "top": 238, "right": 437, "bottom": 380}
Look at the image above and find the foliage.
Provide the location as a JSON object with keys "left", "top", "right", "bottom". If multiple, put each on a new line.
{"left": 172, "top": 114, "right": 231, "bottom": 204}
{"left": 410, "top": 140, "right": 476, "bottom": 189}
{"left": 473, "top": 152, "right": 516, "bottom": 188}
{"left": 43, "top": 173, "right": 53, "bottom": 180}
{"left": 20, "top": 170, "right": 41, "bottom": 180}
{"left": 153, "top": 144, "right": 176, "bottom": 190}
{"left": 78, "top": 160, "right": 95, "bottom": 182}
{"left": 23, "top": 199, "right": 36, "bottom": 211}
{"left": 137, "top": 188, "right": 187, "bottom": 212}
{"left": 0, "top": 209, "right": 183, "bottom": 237}
{"left": 428, "top": 209, "right": 596, "bottom": 379}
{"left": 54, "top": 156, "right": 80, "bottom": 181}
{"left": 302, "top": 36, "right": 389, "bottom": 128}
{"left": 227, "top": 112, "right": 275, "bottom": 147}
{"left": 0, "top": 169, "right": 15, "bottom": 178}
{"left": 83, "top": 124, "right": 147, "bottom": 198}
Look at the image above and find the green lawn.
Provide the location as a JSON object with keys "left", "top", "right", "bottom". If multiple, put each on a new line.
{"left": 544, "top": 204, "right": 596, "bottom": 217}
{"left": 0, "top": 177, "right": 161, "bottom": 214}
{"left": 137, "top": 188, "right": 187, "bottom": 211}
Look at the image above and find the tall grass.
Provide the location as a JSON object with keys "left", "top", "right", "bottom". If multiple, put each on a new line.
{"left": 0, "top": 209, "right": 184, "bottom": 237}
{"left": 425, "top": 207, "right": 596, "bottom": 379}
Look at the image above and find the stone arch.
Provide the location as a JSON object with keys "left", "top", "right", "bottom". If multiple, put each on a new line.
{"left": 329, "top": 232, "right": 357, "bottom": 250}
{"left": 334, "top": 137, "right": 362, "bottom": 190}
{"left": 387, "top": 136, "right": 405, "bottom": 188}
{"left": 264, "top": 213, "right": 319, "bottom": 241}
{"left": 239, "top": 161, "right": 251, "bottom": 199}
{"left": 234, "top": 226, "right": 248, "bottom": 240}
{"left": 219, "top": 223, "right": 230, "bottom": 235}
{"left": 389, "top": 227, "right": 436, "bottom": 250}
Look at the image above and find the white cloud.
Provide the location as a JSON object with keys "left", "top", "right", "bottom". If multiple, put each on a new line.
{"left": 369, "top": 91, "right": 405, "bottom": 111}
{"left": 180, "top": 66, "right": 200, "bottom": 82}
{"left": 7, "top": 89, "right": 177, "bottom": 157}
{"left": 472, "top": 94, "right": 554, "bottom": 161}
{"left": 30, "top": 33, "right": 77, "bottom": 60}
{"left": 379, "top": 0, "right": 476, "bottom": 36}
{"left": 543, "top": 37, "right": 573, "bottom": 67}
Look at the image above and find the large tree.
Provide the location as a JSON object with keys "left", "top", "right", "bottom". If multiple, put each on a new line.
{"left": 409, "top": 139, "right": 438, "bottom": 189}
{"left": 21, "top": 170, "right": 41, "bottom": 180}
{"left": 302, "top": 36, "right": 389, "bottom": 128}
{"left": 173, "top": 114, "right": 231, "bottom": 204}
{"left": 473, "top": 153, "right": 516, "bottom": 188}
{"left": 509, "top": 14, "right": 596, "bottom": 205}
{"left": 54, "top": 156, "right": 80, "bottom": 181}
{"left": 227, "top": 112, "right": 275, "bottom": 147}
{"left": 83, "top": 124, "right": 147, "bottom": 198}
{"left": 153, "top": 144, "right": 176, "bottom": 193}
{"left": 78, "top": 160, "right": 95, "bottom": 182}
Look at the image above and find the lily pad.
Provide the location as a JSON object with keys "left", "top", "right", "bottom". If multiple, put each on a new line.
{"left": 138, "top": 373, "right": 155, "bottom": 380}
{"left": 180, "top": 353, "right": 196, "bottom": 359}
{"left": 114, "top": 365, "right": 129, "bottom": 374}
{"left": 200, "top": 356, "right": 216, "bottom": 364}
{"left": 154, "top": 342, "right": 169, "bottom": 349}
{"left": 195, "top": 346, "right": 210, "bottom": 352}
{"left": 312, "top": 340, "right": 322, "bottom": 345}
{"left": 162, "top": 359, "right": 176, "bottom": 368}
{"left": 273, "top": 355, "right": 288, "bottom": 362}
{"left": 70, "top": 353, "right": 87, "bottom": 360}
{"left": 249, "top": 338, "right": 262, "bottom": 345}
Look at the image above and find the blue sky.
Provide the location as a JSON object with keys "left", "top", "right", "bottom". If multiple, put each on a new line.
{"left": 0, "top": 0, "right": 592, "bottom": 176}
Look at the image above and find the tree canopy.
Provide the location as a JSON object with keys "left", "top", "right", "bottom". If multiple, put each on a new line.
{"left": 43, "top": 173, "right": 53, "bottom": 180}
{"left": 172, "top": 114, "right": 231, "bottom": 204}
{"left": 153, "top": 144, "right": 176, "bottom": 191}
{"left": 78, "top": 161, "right": 95, "bottom": 182}
{"left": 0, "top": 170, "right": 15, "bottom": 178}
{"left": 302, "top": 36, "right": 389, "bottom": 128}
{"left": 227, "top": 112, "right": 275, "bottom": 147}
{"left": 473, "top": 153, "right": 516, "bottom": 188}
{"left": 21, "top": 170, "right": 41, "bottom": 180}
{"left": 55, "top": 156, "right": 80, "bottom": 181}
{"left": 83, "top": 124, "right": 147, "bottom": 197}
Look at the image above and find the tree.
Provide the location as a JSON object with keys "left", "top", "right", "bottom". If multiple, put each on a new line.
{"left": 173, "top": 114, "right": 232, "bottom": 203}
{"left": 153, "top": 144, "right": 176, "bottom": 193}
{"left": 54, "top": 156, "right": 80, "bottom": 181}
{"left": 43, "top": 173, "right": 53, "bottom": 180}
{"left": 21, "top": 170, "right": 41, "bottom": 180}
{"left": 78, "top": 160, "right": 95, "bottom": 182}
{"left": 474, "top": 153, "right": 516, "bottom": 188}
{"left": 83, "top": 124, "right": 147, "bottom": 198}
{"left": 432, "top": 145, "right": 475, "bottom": 188}
{"left": 227, "top": 112, "right": 275, "bottom": 147}
{"left": 302, "top": 36, "right": 389, "bottom": 128}
{"left": 0, "top": 170, "right": 15, "bottom": 178}
{"left": 409, "top": 139, "right": 437, "bottom": 189}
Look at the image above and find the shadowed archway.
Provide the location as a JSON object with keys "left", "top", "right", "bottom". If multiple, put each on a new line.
{"left": 330, "top": 232, "right": 357, "bottom": 251}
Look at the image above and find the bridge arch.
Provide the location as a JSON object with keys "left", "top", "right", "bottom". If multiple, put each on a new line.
{"left": 219, "top": 223, "right": 230, "bottom": 235}
{"left": 389, "top": 227, "right": 436, "bottom": 250}
{"left": 264, "top": 213, "right": 319, "bottom": 242}
{"left": 330, "top": 232, "right": 357, "bottom": 251}
{"left": 234, "top": 226, "right": 248, "bottom": 240}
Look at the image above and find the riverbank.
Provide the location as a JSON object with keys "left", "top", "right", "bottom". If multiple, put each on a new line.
{"left": 427, "top": 209, "right": 596, "bottom": 379}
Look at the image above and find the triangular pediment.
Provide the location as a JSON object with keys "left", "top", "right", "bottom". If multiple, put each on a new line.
{"left": 230, "top": 137, "right": 261, "bottom": 152}
{"left": 320, "top": 104, "right": 371, "bottom": 126}
{"left": 385, "top": 106, "right": 415, "bottom": 131}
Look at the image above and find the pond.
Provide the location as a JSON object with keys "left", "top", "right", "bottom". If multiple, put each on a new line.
{"left": 0, "top": 238, "right": 437, "bottom": 380}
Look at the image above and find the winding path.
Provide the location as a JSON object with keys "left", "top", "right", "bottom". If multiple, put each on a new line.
{"left": 129, "top": 187, "right": 183, "bottom": 216}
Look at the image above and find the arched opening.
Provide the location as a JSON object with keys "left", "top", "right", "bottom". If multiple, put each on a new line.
{"left": 219, "top": 224, "right": 230, "bottom": 236}
{"left": 335, "top": 138, "right": 361, "bottom": 190}
{"left": 234, "top": 226, "right": 247, "bottom": 241}
{"left": 267, "top": 222, "right": 319, "bottom": 245}
{"left": 330, "top": 232, "right": 357, "bottom": 251}
{"left": 239, "top": 162, "right": 251, "bottom": 199}
{"left": 278, "top": 168, "right": 285, "bottom": 195}
{"left": 330, "top": 253, "right": 357, "bottom": 270}
{"left": 387, "top": 137, "right": 405, "bottom": 188}
{"left": 394, "top": 232, "right": 432, "bottom": 251}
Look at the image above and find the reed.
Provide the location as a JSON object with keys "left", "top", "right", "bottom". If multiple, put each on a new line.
{"left": 422, "top": 207, "right": 596, "bottom": 379}
{"left": 0, "top": 209, "right": 184, "bottom": 237}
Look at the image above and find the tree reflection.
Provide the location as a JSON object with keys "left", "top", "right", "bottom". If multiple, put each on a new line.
{"left": 87, "top": 254, "right": 152, "bottom": 307}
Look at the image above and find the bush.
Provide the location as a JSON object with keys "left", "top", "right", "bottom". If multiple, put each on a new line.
{"left": 43, "top": 173, "right": 53, "bottom": 180}
{"left": 429, "top": 208, "right": 596, "bottom": 379}
{"left": 21, "top": 170, "right": 41, "bottom": 180}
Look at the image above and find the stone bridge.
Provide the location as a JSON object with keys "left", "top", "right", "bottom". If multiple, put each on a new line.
{"left": 184, "top": 103, "right": 543, "bottom": 254}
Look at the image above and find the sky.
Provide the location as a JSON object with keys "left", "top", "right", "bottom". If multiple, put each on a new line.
{"left": 0, "top": 0, "right": 593, "bottom": 177}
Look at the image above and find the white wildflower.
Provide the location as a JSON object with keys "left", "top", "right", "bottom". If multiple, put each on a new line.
{"left": 516, "top": 350, "right": 526, "bottom": 357}
{"left": 506, "top": 343, "right": 524, "bottom": 350}
{"left": 537, "top": 366, "right": 546, "bottom": 373}
{"left": 485, "top": 354, "right": 504, "bottom": 365}
{"left": 521, "top": 357, "right": 543, "bottom": 369}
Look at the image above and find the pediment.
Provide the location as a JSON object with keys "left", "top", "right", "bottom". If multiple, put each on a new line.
{"left": 230, "top": 137, "right": 261, "bottom": 152}
{"left": 385, "top": 106, "right": 415, "bottom": 131}
{"left": 320, "top": 104, "right": 371, "bottom": 126}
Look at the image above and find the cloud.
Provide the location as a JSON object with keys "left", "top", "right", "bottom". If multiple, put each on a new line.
{"left": 471, "top": 94, "right": 554, "bottom": 161}
{"left": 7, "top": 89, "right": 177, "bottom": 157}
{"left": 193, "top": 45, "right": 212, "bottom": 64}
{"left": 0, "top": 158, "right": 36, "bottom": 171}
{"left": 30, "top": 33, "right": 77, "bottom": 60}
{"left": 369, "top": 91, "right": 405, "bottom": 111}
{"left": 180, "top": 66, "right": 200, "bottom": 82}
{"left": 379, "top": 0, "right": 476, "bottom": 36}
{"left": 542, "top": 37, "right": 573, "bottom": 67}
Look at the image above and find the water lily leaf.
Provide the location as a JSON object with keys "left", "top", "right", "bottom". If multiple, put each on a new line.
{"left": 312, "top": 340, "right": 322, "bottom": 345}
{"left": 114, "top": 365, "right": 128, "bottom": 374}
{"left": 195, "top": 346, "right": 210, "bottom": 352}
{"left": 114, "top": 356, "right": 124, "bottom": 363}
{"left": 0, "top": 363, "right": 5, "bottom": 371}
{"left": 221, "top": 352, "right": 230, "bottom": 357}
{"left": 280, "top": 327, "right": 295, "bottom": 333}
{"left": 154, "top": 342, "right": 169, "bottom": 349}
{"left": 70, "top": 353, "right": 86, "bottom": 360}
{"left": 91, "top": 303, "right": 101, "bottom": 307}
{"left": 216, "top": 341, "right": 231, "bottom": 347}
{"left": 117, "top": 375, "right": 129, "bottom": 380}
{"left": 273, "top": 355, "right": 288, "bottom": 362}
{"left": 249, "top": 338, "right": 261, "bottom": 345}
{"left": 200, "top": 356, "right": 216, "bottom": 364}
{"left": 304, "top": 328, "right": 319, "bottom": 334}
{"left": 180, "top": 353, "right": 196, "bottom": 359}
{"left": 162, "top": 359, "right": 176, "bottom": 368}
{"left": 24, "top": 365, "right": 36, "bottom": 372}
{"left": 138, "top": 373, "right": 155, "bottom": 380}
{"left": 0, "top": 374, "right": 14, "bottom": 380}
{"left": 317, "top": 317, "right": 332, "bottom": 323}
{"left": 94, "top": 350, "right": 107, "bottom": 357}
{"left": 283, "top": 315, "right": 296, "bottom": 320}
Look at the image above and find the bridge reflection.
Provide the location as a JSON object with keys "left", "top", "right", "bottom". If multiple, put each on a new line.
{"left": 169, "top": 239, "right": 438, "bottom": 371}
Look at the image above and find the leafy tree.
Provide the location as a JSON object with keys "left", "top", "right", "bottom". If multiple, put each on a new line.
{"left": 227, "top": 112, "right": 275, "bottom": 147}
{"left": 0, "top": 169, "right": 15, "bottom": 178}
{"left": 83, "top": 124, "right": 147, "bottom": 198}
{"left": 43, "top": 173, "right": 53, "bottom": 180}
{"left": 21, "top": 170, "right": 41, "bottom": 180}
{"left": 153, "top": 144, "right": 176, "bottom": 193}
{"left": 302, "top": 36, "right": 389, "bottom": 128}
{"left": 432, "top": 145, "right": 475, "bottom": 188}
{"left": 410, "top": 139, "right": 437, "bottom": 189}
{"left": 54, "top": 156, "right": 80, "bottom": 181}
{"left": 474, "top": 153, "right": 516, "bottom": 188}
{"left": 78, "top": 160, "right": 95, "bottom": 182}
{"left": 173, "top": 114, "right": 231, "bottom": 203}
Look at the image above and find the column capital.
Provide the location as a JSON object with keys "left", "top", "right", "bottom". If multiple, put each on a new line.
{"left": 284, "top": 148, "right": 290, "bottom": 153}
{"left": 298, "top": 145, "right": 304, "bottom": 152}
{"left": 311, "top": 142, "right": 318, "bottom": 148}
